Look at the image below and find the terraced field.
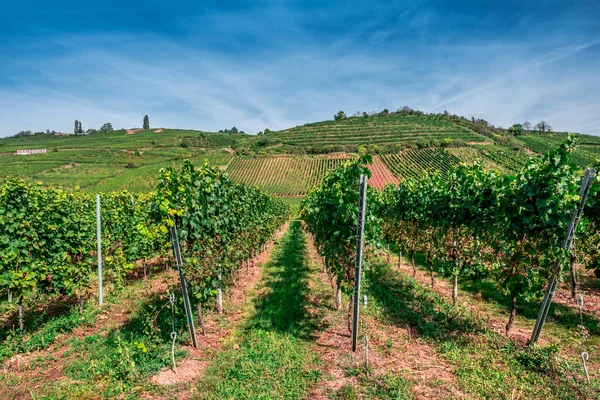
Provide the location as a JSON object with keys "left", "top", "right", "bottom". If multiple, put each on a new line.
{"left": 368, "top": 156, "right": 400, "bottom": 189}
{"left": 0, "top": 148, "right": 232, "bottom": 192}
{"left": 267, "top": 114, "right": 489, "bottom": 148}
{"left": 380, "top": 148, "right": 459, "bottom": 180}
{"left": 227, "top": 155, "right": 353, "bottom": 196}
{"left": 519, "top": 135, "right": 600, "bottom": 168}
{"left": 446, "top": 147, "right": 507, "bottom": 172}
{"left": 474, "top": 144, "right": 529, "bottom": 172}
{"left": 0, "top": 128, "right": 236, "bottom": 152}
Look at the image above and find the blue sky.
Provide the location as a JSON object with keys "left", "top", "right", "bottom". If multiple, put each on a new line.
{"left": 1, "top": 0, "right": 599, "bottom": 137}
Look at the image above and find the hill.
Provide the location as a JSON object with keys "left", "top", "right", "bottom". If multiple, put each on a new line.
{"left": 2, "top": 113, "right": 599, "bottom": 197}
{"left": 262, "top": 113, "right": 490, "bottom": 153}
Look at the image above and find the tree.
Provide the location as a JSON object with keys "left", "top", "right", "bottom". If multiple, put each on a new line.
{"left": 334, "top": 111, "right": 347, "bottom": 121}
{"left": 362, "top": 112, "right": 369, "bottom": 118}
{"left": 381, "top": 109, "right": 390, "bottom": 116}
{"left": 508, "top": 124, "right": 523, "bottom": 136}
{"left": 74, "top": 120, "right": 79, "bottom": 135}
{"left": 231, "top": 127, "right": 238, "bottom": 134}
{"left": 534, "top": 121, "right": 552, "bottom": 134}
{"left": 100, "top": 123, "right": 114, "bottom": 133}
{"left": 77, "top": 121, "right": 83, "bottom": 134}
{"left": 523, "top": 121, "right": 532, "bottom": 132}
{"left": 143, "top": 115, "right": 150, "bottom": 130}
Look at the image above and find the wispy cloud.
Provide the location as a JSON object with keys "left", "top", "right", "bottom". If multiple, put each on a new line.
{"left": 0, "top": 0, "right": 599, "bottom": 136}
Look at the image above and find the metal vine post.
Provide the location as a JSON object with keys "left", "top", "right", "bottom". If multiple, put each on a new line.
{"left": 96, "top": 194, "right": 103, "bottom": 305}
{"left": 351, "top": 174, "right": 368, "bottom": 352}
{"left": 170, "top": 225, "right": 199, "bottom": 349}
{"left": 530, "top": 167, "right": 596, "bottom": 345}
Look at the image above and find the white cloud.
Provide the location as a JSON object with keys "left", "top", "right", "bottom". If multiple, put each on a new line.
{"left": 0, "top": 18, "right": 599, "bottom": 137}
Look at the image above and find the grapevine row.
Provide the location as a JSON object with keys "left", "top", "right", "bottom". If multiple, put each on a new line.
{"left": 303, "top": 136, "right": 594, "bottom": 336}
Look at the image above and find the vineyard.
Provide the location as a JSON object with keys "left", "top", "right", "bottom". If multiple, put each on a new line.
{"left": 366, "top": 156, "right": 399, "bottom": 189}
{"left": 379, "top": 148, "right": 459, "bottom": 180}
{"left": 0, "top": 161, "right": 288, "bottom": 394}
{"left": 519, "top": 135, "right": 600, "bottom": 168}
{"left": 3, "top": 117, "right": 600, "bottom": 398}
{"left": 226, "top": 154, "right": 352, "bottom": 196}
{"left": 265, "top": 114, "right": 489, "bottom": 148}
{"left": 301, "top": 138, "right": 600, "bottom": 398}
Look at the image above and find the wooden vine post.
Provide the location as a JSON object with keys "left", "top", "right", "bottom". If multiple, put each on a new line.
{"left": 351, "top": 174, "right": 368, "bottom": 352}
{"left": 530, "top": 168, "right": 596, "bottom": 344}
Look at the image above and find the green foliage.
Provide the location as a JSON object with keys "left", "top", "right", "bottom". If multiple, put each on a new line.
{"left": 153, "top": 160, "right": 288, "bottom": 301}
{"left": 378, "top": 135, "right": 586, "bottom": 331}
{"left": 334, "top": 110, "right": 347, "bottom": 121}
{"left": 514, "top": 344, "right": 564, "bottom": 374}
{"left": 0, "top": 178, "right": 169, "bottom": 310}
{"left": 143, "top": 115, "right": 150, "bottom": 130}
{"left": 508, "top": 123, "right": 523, "bottom": 136}
{"left": 301, "top": 155, "right": 382, "bottom": 293}
{"left": 100, "top": 123, "right": 114, "bottom": 132}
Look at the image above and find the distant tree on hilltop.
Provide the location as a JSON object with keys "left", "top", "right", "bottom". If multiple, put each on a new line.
{"left": 100, "top": 123, "right": 114, "bottom": 132}
{"left": 508, "top": 123, "right": 523, "bottom": 136}
{"left": 523, "top": 121, "right": 532, "bottom": 133}
{"left": 74, "top": 120, "right": 79, "bottom": 135}
{"left": 334, "top": 111, "right": 347, "bottom": 121}
{"left": 143, "top": 115, "right": 150, "bottom": 129}
{"left": 534, "top": 121, "right": 552, "bottom": 134}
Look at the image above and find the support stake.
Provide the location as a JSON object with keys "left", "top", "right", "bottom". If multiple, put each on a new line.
{"left": 170, "top": 226, "right": 198, "bottom": 349}
{"left": 530, "top": 168, "right": 596, "bottom": 344}
{"left": 96, "top": 194, "right": 103, "bottom": 305}
{"left": 352, "top": 174, "right": 368, "bottom": 352}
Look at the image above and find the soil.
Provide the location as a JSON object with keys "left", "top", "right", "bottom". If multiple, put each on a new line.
{"left": 1, "top": 271, "right": 177, "bottom": 399}
{"left": 403, "top": 255, "right": 536, "bottom": 345}
{"left": 304, "top": 234, "right": 467, "bottom": 399}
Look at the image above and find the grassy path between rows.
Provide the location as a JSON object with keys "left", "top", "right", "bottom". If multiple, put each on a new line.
{"left": 193, "top": 220, "right": 323, "bottom": 399}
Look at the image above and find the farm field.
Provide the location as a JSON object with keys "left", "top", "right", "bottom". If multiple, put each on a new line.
{"left": 0, "top": 128, "right": 237, "bottom": 152}
{"left": 226, "top": 154, "right": 353, "bottom": 196}
{"left": 367, "top": 156, "right": 400, "bottom": 189}
{"left": 266, "top": 114, "right": 489, "bottom": 149}
{"left": 379, "top": 148, "right": 459, "bottom": 180}
{"left": 0, "top": 148, "right": 232, "bottom": 192}
{"left": 2, "top": 133, "right": 600, "bottom": 399}
{"left": 2, "top": 114, "right": 600, "bottom": 197}
{"left": 3, "top": 219, "right": 599, "bottom": 399}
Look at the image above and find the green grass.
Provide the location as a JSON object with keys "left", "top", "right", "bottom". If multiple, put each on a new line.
{"left": 0, "top": 129, "right": 237, "bottom": 152}
{"left": 0, "top": 271, "right": 195, "bottom": 399}
{"left": 195, "top": 221, "right": 322, "bottom": 399}
{"left": 0, "top": 297, "right": 101, "bottom": 363}
{"left": 0, "top": 147, "right": 232, "bottom": 192}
